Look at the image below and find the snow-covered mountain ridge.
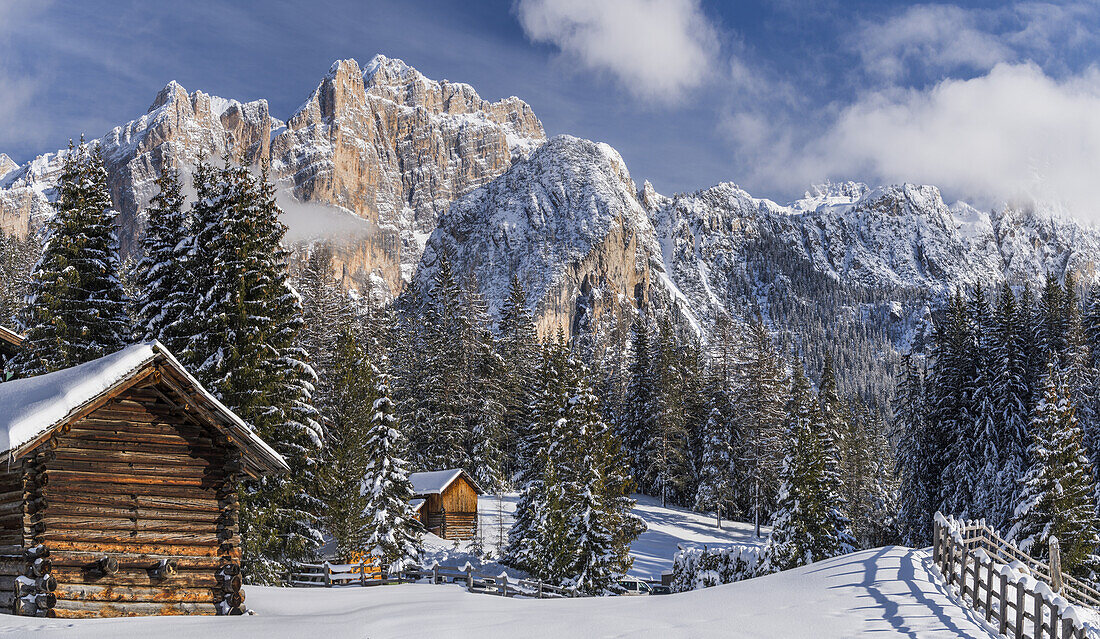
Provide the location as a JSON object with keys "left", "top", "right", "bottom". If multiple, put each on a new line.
{"left": 420, "top": 133, "right": 1100, "bottom": 346}
{"left": 0, "top": 55, "right": 546, "bottom": 298}
{"left": 3, "top": 56, "right": 1099, "bottom": 355}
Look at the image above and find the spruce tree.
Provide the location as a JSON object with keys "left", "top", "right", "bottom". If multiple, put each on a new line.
{"left": 762, "top": 364, "right": 853, "bottom": 572}
{"left": 362, "top": 362, "right": 422, "bottom": 570}
{"left": 411, "top": 251, "right": 471, "bottom": 470}
{"left": 622, "top": 317, "right": 656, "bottom": 480}
{"left": 645, "top": 315, "right": 692, "bottom": 506}
{"left": 497, "top": 275, "right": 539, "bottom": 480}
{"left": 1010, "top": 363, "right": 1100, "bottom": 577}
{"left": 133, "top": 164, "right": 190, "bottom": 348}
{"left": 894, "top": 354, "right": 931, "bottom": 545}
{"left": 183, "top": 160, "right": 323, "bottom": 584}
{"left": 737, "top": 315, "right": 788, "bottom": 535}
{"left": 11, "top": 141, "right": 129, "bottom": 377}
{"left": 318, "top": 323, "right": 375, "bottom": 562}
{"left": 991, "top": 283, "right": 1030, "bottom": 529}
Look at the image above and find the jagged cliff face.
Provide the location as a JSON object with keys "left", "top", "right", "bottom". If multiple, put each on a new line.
{"left": 5, "top": 54, "right": 1100, "bottom": 346}
{"left": 416, "top": 136, "right": 663, "bottom": 338}
{"left": 270, "top": 56, "right": 544, "bottom": 295}
{"left": 0, "top": 55, "right": 545, "bottom": 298}
{"left": 0, "top": 84, "right": 273, "bottom": 252}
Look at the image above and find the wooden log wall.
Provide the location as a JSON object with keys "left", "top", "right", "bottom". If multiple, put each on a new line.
{"left": 22, "top": 382, "right": 245, "bottom": 618}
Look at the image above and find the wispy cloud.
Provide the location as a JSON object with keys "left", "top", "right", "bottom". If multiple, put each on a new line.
{"left": 514, "top": 0, "right": 719, "bottom": 104}
{"left": 854, "top": 4, "right": 1012, "bottom": 81}
{"left": 747, "top": 63, "right": 1100, "bottom": 219}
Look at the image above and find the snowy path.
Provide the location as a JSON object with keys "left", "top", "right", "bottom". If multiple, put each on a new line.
{"left": 0, "top": 547, "right": 998, "bottom": 638}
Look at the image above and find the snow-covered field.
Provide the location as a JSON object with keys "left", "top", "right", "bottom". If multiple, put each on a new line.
{"left": 418, "top": 493, "right": 767, "bottom": 581}
{"left": 0, "top": 547, "right": 997, "bottom": 638}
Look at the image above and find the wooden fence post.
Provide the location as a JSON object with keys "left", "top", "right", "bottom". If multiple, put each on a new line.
{"left": 999, "top": 572, "right": 1008, "bottom": 636}
{"left": 466, "top": 566, "right": 473, "bottom": 592}
{"left": 933, "top": 518, "right": 941, "bottom": 565}
{"left": 1050, "top": 536, "right": 1063, "bottom": 594}
{"left": 500, "top": 573, "right": 508, "bottom": 597}
{"left": 432, "top": 565, "right": 439, "bottom": 585}
{"left": 359, "top": 559, "right": 366, "bottom": 587}
{"left": 1015, "top": 579, "right": 1026, "bottom": 639}
{"left": 985, "top": 559, "right": 994, "bottom": 622}
{"left": 1034, "top": 590, "right": 1042, "bottom": 639}
{"left": 324, "top": 562, "right": 332, "bottom": 588}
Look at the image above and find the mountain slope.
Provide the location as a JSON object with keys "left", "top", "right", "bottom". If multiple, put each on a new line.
{"left": 0, "top": 55, "right": 545, "bottom": 298}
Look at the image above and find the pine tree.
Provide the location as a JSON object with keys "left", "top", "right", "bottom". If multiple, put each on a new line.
{"left": 497, "top": 275, "right": 539, "bottom": 481}
{"left": 894, "top": 354, "right": 932, "bottom": 546}
{"left": 11, "top": 141, "right": 130, "bottom": 377}
{"left": 133, "top": 164, "right": 190, "bottom": 348}
{"left": 761, "top": 364, "right": 853, "bottom": 572}
{"left": 362, "top": 362, "right": 422, "bottom": 570}
{"left": 644, "top": 315, "right": 692, "bottom": 506}
{"left": 318, "top": 324, "right": 375, "bottom": 562}
{"left": 737, "top": 315, "right": 788, "bottom": 535}
{"left": 991, "top": 283, "right": 1030, "bottom": 529}
{"left": 182, "top": 160, "right": 323, "bottom": 584}
{"left": 1010, "top": 363, "right": 1100, "bottom": 577}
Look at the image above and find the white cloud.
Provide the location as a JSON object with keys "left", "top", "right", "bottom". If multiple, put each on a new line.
{"left": 514, "top": 0, "right": 719, "bottom": 104}
{"left": 770, "top": 63, "right": 1100, "bottom": 219}
{"left": 855, "top": 5, "right": 1012, "bottom": 81}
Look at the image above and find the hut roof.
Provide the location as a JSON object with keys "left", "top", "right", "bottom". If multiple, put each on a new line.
{"left": 409, "top": 469, "right": 483, "bottom": 496}
{"left": 0, "top": 340, "right": 289, "bottom": 476}
{"left": 410, "top": 498, "right": 426, "bottom": 513}
{"left": 0, "top": 326, "right": 22, "bottom": 347}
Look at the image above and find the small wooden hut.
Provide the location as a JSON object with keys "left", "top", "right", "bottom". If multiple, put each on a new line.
{"left": 409, "top": 469, "right": 482, "bottom": 541}
{"left": 0, "top": 341, "right": 289, "bottom": 618}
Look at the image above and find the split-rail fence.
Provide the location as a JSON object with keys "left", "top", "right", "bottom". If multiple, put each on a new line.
{"left": 933, "top": 513, "right": 1100, "bottom": 639}
{"left": 289, "top": 561, "right": 579, "bottom": 599}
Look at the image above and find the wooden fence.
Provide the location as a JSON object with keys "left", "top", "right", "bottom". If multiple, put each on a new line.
{"left": 933, "top": 513, "right": 1098, "bottom": 639}
{"left": 290, "top": 562, "right": 579, "bottom": 599}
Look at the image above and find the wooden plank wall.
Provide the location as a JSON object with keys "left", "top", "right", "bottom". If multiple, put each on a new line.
{"left": 31, "top": 382, "right": 245, "bottom": 617}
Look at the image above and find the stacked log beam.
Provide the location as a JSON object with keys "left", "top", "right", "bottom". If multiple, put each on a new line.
{"left": 38, "top": 389, "right": 235, "bottom": 618}
{"left": 215, "top": 448, "right": 244, "bottom": 615}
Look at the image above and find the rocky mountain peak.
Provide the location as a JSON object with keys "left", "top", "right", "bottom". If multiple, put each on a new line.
{"left": 0, "top": 155, "right": 16, "bottom": 181}
{"left": 147, "top": 80, "right": 189, "bottom": 113}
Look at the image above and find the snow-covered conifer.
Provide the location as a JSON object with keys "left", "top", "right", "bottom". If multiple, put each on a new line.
{"left": 11, "top": 141, "right": 129, "bottom": 377}
{"left": 1010, "top": 363, "right": 1100, "bottom": 577}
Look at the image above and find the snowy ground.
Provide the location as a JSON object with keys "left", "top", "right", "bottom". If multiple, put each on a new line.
{"left": 418, "top": 493, "right": 767, "bottom": 581}
{"left": 0, "top": 547, "right": 999, "bottom": 638}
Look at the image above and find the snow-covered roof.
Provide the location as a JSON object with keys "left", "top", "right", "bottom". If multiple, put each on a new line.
{"left": 0, "top": 341, "right": 289, "bottom": 475}
{"left": 0, "top": 326, "right": 22, "bottom": 349}
{"left": 409, "top": 469, "right": 482, "bottom": 496}
{"left": 410, "top": 498, "right": 426, "bottom": 512}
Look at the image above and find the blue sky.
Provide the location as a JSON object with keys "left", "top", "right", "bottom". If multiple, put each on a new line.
{"left": 3, "top": 0, "right": 1100, "bottom": 215}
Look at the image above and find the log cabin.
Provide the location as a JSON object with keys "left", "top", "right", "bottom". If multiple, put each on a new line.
{"left": 0, "top": 327, "right": 21, "bottom": 381}
{"left": 0, "top": 341, "right": 289, "bottom": 618}
{"left": 409, "top": 469, "right": 482, "bottom": 541}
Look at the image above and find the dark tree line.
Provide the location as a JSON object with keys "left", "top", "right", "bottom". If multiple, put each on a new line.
{"left": 895, "top": 280, "right": 1100, "bottom": 577}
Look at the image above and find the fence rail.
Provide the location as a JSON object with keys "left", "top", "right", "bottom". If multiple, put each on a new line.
{"left": 289, "top": 561, "right": 579, "bottom": 599}
{"left": 933, "top": 513, "right": 1097, "bottom": 639}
